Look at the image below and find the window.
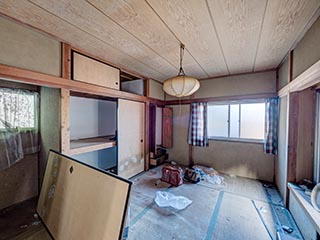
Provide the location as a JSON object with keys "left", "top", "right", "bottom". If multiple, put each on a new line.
{"left": 208, "top": 102, "right": 266, "bottom": 141}
{"left": 0, "top": 88, "right": 37, "bottom": 129}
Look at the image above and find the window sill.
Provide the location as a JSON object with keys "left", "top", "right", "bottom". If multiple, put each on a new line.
{"left": 208, "top": 137, "right": 264, "bottom": 144}
{"left": 288, "top": 183, "right": 320, "bottom": 234}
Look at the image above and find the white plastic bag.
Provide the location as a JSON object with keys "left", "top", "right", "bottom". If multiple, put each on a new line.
{"left": 155, "top": 191, "right": 192, "bottom": 210}
{"left": 205, "top": 175, "right": 224, "bottom": 185}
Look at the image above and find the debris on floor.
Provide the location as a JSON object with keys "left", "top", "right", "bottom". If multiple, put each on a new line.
{"left": 154, "top": 191, "right": 192, "bottom": 210}
{"left": 161, "top": 165, "right": 184, "bottom": 186}
{"left": 159, "top": 164, "right": 225, "bottom": 186}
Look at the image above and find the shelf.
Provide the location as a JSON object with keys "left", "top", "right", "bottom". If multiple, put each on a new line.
{"left": 288, "top": 183, "right": 320, "bottom": 234}
{"left": 69, "top": 136, "right": 116, "bottom": 155}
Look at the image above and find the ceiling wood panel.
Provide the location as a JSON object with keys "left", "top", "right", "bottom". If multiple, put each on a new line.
{"left": 29, "top": 0, "right": 178, "bottom": 79}
{"left": 146, "top": 0, "right": 229, "bottom": 77}
{"left": 254, "top": 0, "right": 320, "bottom": 71}
{"left": 207, "top": 0, "right": 267, "bottom": 74}
{"left": 0, "top": 0, "right": 168, "bottom": 80}
{"left": 87, "top": 0, "right": 208, "bottom": 79}
{"left": 0, "top": 0, "right": 319, "bottom": 81}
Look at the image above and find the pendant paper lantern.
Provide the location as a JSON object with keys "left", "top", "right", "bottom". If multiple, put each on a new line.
{"left": 163, "top": 44, "right": 200, "bottom": 97}
{"left": 163, "top": 75, "right": 200, "bottom": 97}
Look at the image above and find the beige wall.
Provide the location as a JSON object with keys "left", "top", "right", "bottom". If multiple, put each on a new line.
{"left": 193, "top": 141, "right": 274, "bottom": 182}
{"left": 0, "top": 17, "right": 61, "bottom": 76}
{"left": 293, "top": 16, "right": 320, "bottom": 79}
{"left": 278, "top": 57, "right": 289, "bottom": 90}
{"left": 39, "top": 87, "right": 61, "bottom": 185}
{"left": 149, "top": 79, "right": 164, "bottom": 100}
{"left": 195, "top": 71, "right": 276, "bottom": 98}
{"left": 167, "top": 71, "right": 277, "bottom": 181}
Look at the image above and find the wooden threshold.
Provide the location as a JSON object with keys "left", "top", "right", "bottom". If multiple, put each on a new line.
{"left": 288, "top": 183, "right": 320, "bottom": 234}
{"left": 69, "top": 136, "right": 116, "bottom": 155}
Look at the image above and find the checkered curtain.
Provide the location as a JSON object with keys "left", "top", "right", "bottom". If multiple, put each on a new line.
{"left": 188, "top": 102, "right": 209, "bottom": 147}
{"left": 264, "top": 97, "right": 279, "bottom": 155}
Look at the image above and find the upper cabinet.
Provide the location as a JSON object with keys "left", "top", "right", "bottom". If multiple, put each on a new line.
{"left": 72, "top": 52, "right": 120, "bottom": 90}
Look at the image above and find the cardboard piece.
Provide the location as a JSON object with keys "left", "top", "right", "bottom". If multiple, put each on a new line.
{"left": 37, "top": 150, "right": 131, "bottom": 240}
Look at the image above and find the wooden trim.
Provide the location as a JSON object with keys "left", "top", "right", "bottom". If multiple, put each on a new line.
{"left": 290, "top": 60, "right": 320, "bottom": 92}
{"left": 0, "top": 64, "right": 149, "bottom": 102}
{"left": 62, "top": 43, "right": 71, "bottom": 79}
{"left": 165, "top": 93, "right": 277, "bottom": 105}
{"left": 145, "top": 102, "right": 150, "bottom": 171}
{"left": 278, "top": 84, "right": 290, "bottom": 97}
{"left": 199, "top": 68, "right": 276, "bottom": 81}
{"left": 149, "top": 97, "right": 166, "bottom": 107}
{"left": 69, "top": 137, "right": 116, "bottom": 155}
{"left": 286, "top": 92, "right": 299, "bottom": 205}
{"left": 289, "top": 50, "right": 294, "bottom": 82}
{"left": 60, "top": 89, "right": 70, "bottom": 154}
{"left": 278, "top": 59, "right": 320, "bottom": 96}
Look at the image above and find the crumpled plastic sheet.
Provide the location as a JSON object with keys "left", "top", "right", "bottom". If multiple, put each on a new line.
{"left": 155, "top": 191, "right": 192, "bottom": 210}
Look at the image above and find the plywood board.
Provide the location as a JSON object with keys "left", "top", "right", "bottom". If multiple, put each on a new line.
{"left": 37, "top": 150, "right": 131, "bottom": 240}
{"left": 118, "top": 99, "right": 145, "bottom": 179}
{"left": 73, "top": 52, "right": 120, "bottom": 89}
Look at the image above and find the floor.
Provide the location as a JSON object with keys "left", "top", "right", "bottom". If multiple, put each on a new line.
{"left": 0, "top": 165, "right": 303, "bottom": 240}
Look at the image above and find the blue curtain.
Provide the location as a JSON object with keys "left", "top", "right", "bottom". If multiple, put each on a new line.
{"left": 264, "top": 97, "right": 279, "bottom": 155}
{"left": 188, "top": 102, "right": 209, "bottom": 147}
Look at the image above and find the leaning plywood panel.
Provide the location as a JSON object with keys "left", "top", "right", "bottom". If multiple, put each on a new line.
{"left": 73, "top": 52, "right": 120, "bottom": 90}
{"left": 118, "top": 99, "right": 145, "bottom": 179}
{"left": 37, "top": 150, "right": 131, "bottom": 240}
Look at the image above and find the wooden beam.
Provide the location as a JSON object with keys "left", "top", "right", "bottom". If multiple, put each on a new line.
{"left": 62, "top": 43, "right": 71, "bottom": 79}
{"left": 286, "top": 92, "right": 299, "bottom": 205}
{"left": 165, "top": 93, "right": 277, "bottom": 105}
{"left": 289, "top": 50, "right": 294, "bottom": 82}
{"left": 0, "top": 64, "right": 149, "bottom": 102}
{"left": 145, "top": 102, "right": 150, "bottom": 171}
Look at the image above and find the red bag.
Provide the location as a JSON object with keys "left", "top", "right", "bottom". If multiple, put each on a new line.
{"left": 161, "top": 166, "right": 183, "bottom": 187}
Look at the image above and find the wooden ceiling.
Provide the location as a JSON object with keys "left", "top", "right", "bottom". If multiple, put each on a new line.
{"left": 0, "top": 0, "right": 319, "bottom": 81}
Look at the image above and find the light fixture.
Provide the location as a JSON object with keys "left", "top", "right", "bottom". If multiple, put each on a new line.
{"left": 163, "top": 43, "right": 200, "bottom": 97}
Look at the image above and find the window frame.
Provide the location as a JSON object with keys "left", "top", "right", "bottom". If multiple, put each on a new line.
{"left": 0, "top": 88, "right": 38, "bottom": 131}
{"left": 207, "top": 99, "right": 266, "bottom": 143}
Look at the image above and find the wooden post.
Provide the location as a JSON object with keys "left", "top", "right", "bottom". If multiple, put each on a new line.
{"left": 60, "top": 89, "right": 70, "bottom": 154}
{"left": 62, "top": 43, "right": 71, "bottom": 79}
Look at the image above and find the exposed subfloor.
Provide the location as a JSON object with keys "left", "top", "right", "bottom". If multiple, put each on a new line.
{"left": 0, "top": 165, "right": 303, "bottom": 240}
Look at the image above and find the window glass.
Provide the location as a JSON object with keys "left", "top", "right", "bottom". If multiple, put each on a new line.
{"left": 230, "top": 104, "right": 240, "bottom": 138}
{"left": 0, "top": 90, "right": 36, "bottom": 129}
{"left": 208, "top": 101, "right": 265, "bottom": 141}
{"left": 207, "top": 105, "right": 228, "bottom": 137}
{"left": 240, "top": 103, "right": 265, "bottom": 140}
